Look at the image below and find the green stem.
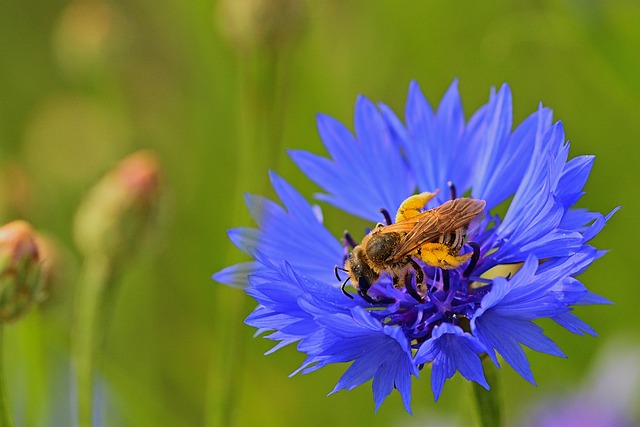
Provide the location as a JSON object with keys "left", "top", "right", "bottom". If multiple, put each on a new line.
{"left": 20, "top": 311, "right": 49, "bottom": 427}
{"left": 472, "top": 357, "right": 502, "bottom": 427}
{"left": 72, "top": 255, "right": 113, "bottom": 427}
{"left": 0, "top": 326, "right": 14, "bottom": 427}
{"left": 204, "top": 47, "right": 287, "bottom": 427}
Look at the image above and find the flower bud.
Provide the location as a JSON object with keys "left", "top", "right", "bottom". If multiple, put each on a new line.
{"left": 0, "top": 220, "right": 44, "bottom": 322}
{"left": 33, "top": 233, "right": 64, "bottom": 305}
{"left": 217, "top": 0, "right": 306, "bottom": 54}
{"left": 73, "top": 150, "right": 161, "bottom": 262}
{"left": 53, "top": 0, "right": 126, "bottom": 79}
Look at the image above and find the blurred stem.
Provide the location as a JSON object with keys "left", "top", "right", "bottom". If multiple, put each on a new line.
{"left": 20, "top": 311, "right": 49, "bottom": 427}
{"left": 72, "top": 255, "right": 113, "bottom": 427}
{"left": 204, "top": 47, "right": 288, "bottom": 427}
{"left": 472, "top": 357, "right": 502, "bottom": 427}
{"left": 0, "top": 326, "right": 14, "bottom": 427}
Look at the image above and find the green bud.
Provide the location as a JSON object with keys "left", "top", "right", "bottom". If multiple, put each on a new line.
{"left": 73, "top": 150, "right": 161, "bottom": 263}
{"left": 0, "top": 220, "right": 44, "bottom": 322}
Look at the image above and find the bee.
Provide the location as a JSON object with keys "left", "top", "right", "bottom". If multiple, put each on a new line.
{"left": 337, "top": 191, "right": 486, "bottom": 301}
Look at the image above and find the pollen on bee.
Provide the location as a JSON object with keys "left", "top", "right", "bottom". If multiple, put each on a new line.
{"left": 394, "top": 190, "right": 440, "bottom": 223}
{"left": 417, "top": 242, "right": 472, "bottom": 270}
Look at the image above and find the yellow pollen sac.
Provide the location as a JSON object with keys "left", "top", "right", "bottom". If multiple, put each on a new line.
{"left": 395, "top": 191, "right": 439, "bottom": 222}
{"left": 416, "top": 242, "right": 473, "bottom": 270}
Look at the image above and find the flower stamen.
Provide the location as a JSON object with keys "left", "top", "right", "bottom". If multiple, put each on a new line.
{"left": 379, "top": 208, "right": 393, "bottom": 226}
{"left": 447, "top": 181, "right": 457, "bottom": 200}
{"left": 463, "top": 242, "right": 481, "bottom": 277}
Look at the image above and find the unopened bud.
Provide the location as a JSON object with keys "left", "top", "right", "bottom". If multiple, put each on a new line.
{"left": 217, "top": 0, "right": 306, "bottom": 53}
{"left": 73, "top": 150, "right": 161, "bottom": 262}
{"left": 53, "top": 0, "right": 127, "bottom": 78}
{"left": 0, "top": 220, "right": 44, "bottom": 322}
{"left": 33, "top": 233, "right": 64, "bottom": 305}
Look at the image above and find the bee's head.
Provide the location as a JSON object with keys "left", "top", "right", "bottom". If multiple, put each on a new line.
{"left": 345, "top": 246, "right": 379, "bottom": 292}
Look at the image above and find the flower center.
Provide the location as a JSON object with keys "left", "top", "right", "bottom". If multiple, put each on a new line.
{"left": 338, "top": 188, "right": 491, "bottom": 338}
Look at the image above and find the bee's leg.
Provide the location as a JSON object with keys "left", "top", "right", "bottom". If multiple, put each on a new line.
{"left": 462, "top": 242, "right": 481, "bottom": 277}
{"left": 356, "top": 276, "right": 379, "bottom": 304}
{"left": 358, "top": 290, "right": 385, "bottom": 304}
{"left": 357, "top": 277, "right": 395, "bottom": 305}
{"left": 447, "top": 181, "right": 457, "bottom": 200}
{"left": 357, "top": 276, "right": 371, "bottom": 294}
{"left": 417, "top": 242, "right": 473, "bottom": 269}
{"left": 395, "top": 190, "right": 440, "bottom": 223}
{"left": 441, "top": 269, "right": 450, "bottom": 292}
{"left": 404, "top": 269, "right": 422, "bottom": 303}
{"left": 379, "top": 208, "right": 393, "bottom": 226}
{"left": 408, "top": 258, "right": 425, "bottom": 285}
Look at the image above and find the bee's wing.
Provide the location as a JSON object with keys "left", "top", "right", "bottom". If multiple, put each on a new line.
{"left": 385, "top": 198, "right": 486, "bottom": 262}
{"left": 375, "top": 215, "right": 426, "bottom": 234}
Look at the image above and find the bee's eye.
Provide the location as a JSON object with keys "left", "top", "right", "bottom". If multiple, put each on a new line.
{"left": 358, "top": 276, "right": 371, "bottom": 292}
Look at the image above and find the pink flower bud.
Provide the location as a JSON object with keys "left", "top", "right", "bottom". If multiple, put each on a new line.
{"left": 0, "top": 220, "right": 44, "bottom": 322}
{"left": 73, "top": 150, "right": 162, "bottom": 261}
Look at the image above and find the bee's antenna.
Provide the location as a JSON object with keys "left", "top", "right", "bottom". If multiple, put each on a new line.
{"left": 447, "top": 181, "right": 457, "bottom": 200}
{"left": 463, "top": 242, "right": 481, "bottom": 277}
{"left": 379, "top": 208, "right": 393, "bottom": 226}
{"left": 334, "top": 265, "right": 347, "bottom": 281}
{"left": 335, "top": 265, "right": 355, "bottom": 299}
{"left": 341, "top": 279, "right": 354, "bottom": 299}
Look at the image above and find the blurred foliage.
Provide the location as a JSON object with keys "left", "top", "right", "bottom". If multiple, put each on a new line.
{"left": 0, "top": 0, "right": 638, "bottom": 426}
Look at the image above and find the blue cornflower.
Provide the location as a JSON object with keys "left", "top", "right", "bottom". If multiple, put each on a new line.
{"left": 214, "top": 80, "right": 617, "bottom": 413}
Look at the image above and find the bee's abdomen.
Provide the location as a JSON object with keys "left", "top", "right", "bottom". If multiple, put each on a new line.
{"left": 438, "top": 227, "right": 466, "bottom": 251}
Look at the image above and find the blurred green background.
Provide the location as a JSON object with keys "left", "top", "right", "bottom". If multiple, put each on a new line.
{"left": 1, "top": 0, "right": 638, "bottom": 426}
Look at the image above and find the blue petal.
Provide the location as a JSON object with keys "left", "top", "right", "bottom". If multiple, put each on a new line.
{"left": 243, "top": 258, "right": 355, "bottom": 355}
{"left": 472, "top": 313, "right": 536, "bottom": 383}
{"left": 415, "top": 323, "right": 489, "bottom": 400}
{"left": 574, "top": 290, "right": 613, "bottom": 306}
{"left": 556, "top": 155, "right": 594, "bottom": 207}
{"left": 581, "top": 206, "right": 620, "bottom": 243}
{"left": 473, "top": 299, "right": 567, "bottom": 383}
{"left": 315, "top": 307, "right": 416, "bottom": 412}
{"left": 553, "top": 311, "right": 597, "bottom": 336}
{"left": 391, "top": 80, "right": 476, "bottom": 202}
{"left": 487, "top": 122, "right": 595, "bottom": 265}
{"left": 290, "top": 97, "right": 414, "bottom": 222}
{"left": 224, "top": 172, "right": 344, "bottom": 286}
{"left": 227, "top": 227, "right": 259, "bottom": 256}
{"left": 473, "top": 92, "right": 553, "bottom": 209}
{"left": 212, "top": 261, "right": 259, "bottom": 288}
